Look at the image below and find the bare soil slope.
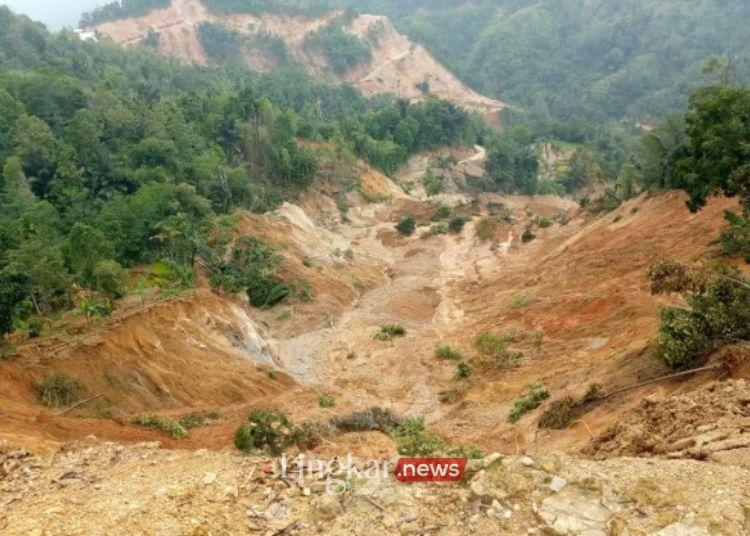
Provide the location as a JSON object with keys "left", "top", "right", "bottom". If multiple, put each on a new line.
{"left": 87, "top": 0, "right": 506, "bottom": 120}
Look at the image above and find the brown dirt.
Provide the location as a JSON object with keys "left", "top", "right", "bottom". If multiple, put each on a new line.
{"left": 87, "top": 0, "right": 506, "bottom": 121}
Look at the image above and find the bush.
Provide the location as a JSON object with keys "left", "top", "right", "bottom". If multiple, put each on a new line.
{"left": 446, "top": 443, "right": 484, "bottom": 459}
{"left": 509, "top": 295, "right": 527, "bottom": 309}
{"left": 395, "top": 217, "right": 416, "bottom": 236}
{"left": 521, "top": 227, "right": 536, "bottom": 243}
{"left": 650, "top": 261, "right": 750, "bottom": 369}
{"left": 92, "top": 260, "right": 130, "bottom": 299}
{"left": 330, "top": 406, "right": 402, "bottom": 433}
{"left": 37, "top": 372, "right": 86, "bottom": 408}
{"left": 432, "top": 204, "right": 452, "bottom": 221}
{"left": 132, "top": 414, "right": 188, "bottom": 438}
{"left": 507, "top": 384, "right": 550, "bottom": 423}
{"left": 474, "top": 332, "right": 509, "bottom": 360}
{"left": 291, "top": 422, "right": 333, "bottom": 451}
{"left": 423, "top": 223, "right": 448, "bottom": 237}
{"left": 448, "top": 216, "right": 468, "bottom": 234}
{"left": 179, "top": 412, "right": 205, "bottom": 429}
{"left": 656, "top": 307, "right": 712, "bottom": 369}
{"left": 391, "top": 416, "right": 445, "bottom": 457}
{"left": 455, "top": 362, "right": 472, "bottom": 379}
{"left": 373, "top": 323, "right": 406, "bottom": 341}
{"left": 317, "top": 394, "right": 335, "bottom": 408}
{"left": 538, "top": 384, "right": 604, "bottom": 430}
{"left": 717, "top": 211, "right": 750, "bottom": 262}
{"left": 235, "top": 409, "right": 293, "bottom": 455}
{"left": 435, "top": 344, "right": 463, "bottom": 361}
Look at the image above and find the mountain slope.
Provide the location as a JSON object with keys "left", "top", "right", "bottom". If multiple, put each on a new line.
{"left": 85, "top": 0, "right": 506, "bottom": 121}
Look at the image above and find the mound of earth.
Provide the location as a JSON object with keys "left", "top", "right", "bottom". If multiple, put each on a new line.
{"left": 86, "top": 0, "right": 506, "bottom": 121}
{"left": 584, "top": 370, "right": 750, "bottom": 466}
{"left": 3, "top": 441, "right": 750, "bottom": 535}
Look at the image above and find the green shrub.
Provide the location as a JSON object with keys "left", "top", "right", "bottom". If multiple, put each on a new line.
{"left": 391, "top": 416, "right": 445, "bottom": 456}
{"left": 432, "top": 204, "right": 452, "bottom": 221}
{"left": 330, "top": 406, "right": 402, "bottom": 433}
{"left": 656, "top": 307, "right": 712, "bottom": 369}
{"left": 179, "top": 412, "right": 205, "bottom": 429}
{"left": 650, "top": 261, "right": 750, "bottom": 369}
{"left": 132, "top": 414, "right": 188, "bottom": 438}
{"left": 446, "top": 443, "right": 484, "bottom": 459}
{"left": 538, "top": 384, "right": 604, "bottom": 430}
{"left": 534, "top": 216, "right": 552, "bottom": 228}
{"left": 509, "top": 295, "right": 527, "bottom": 309}
{"left": 717, "top": 211, "right": 750, "bottom": 262}
{"left": 507, "top": 384, "right": 550, "bottom": 423}
{"left": 455, "top": 362, "right": 472, "bottom": 379}
{"left": 92, "top": 260, "right": 130, "bottom": 299}
{"left": 423, "top": 223, "right": 448, "bottom": 237}
{"left": 234, "top": 409, "right": 293, "bottom": 455}
{"left": 424, "top": 173, "right": 443, "bottom": 197}
{"left": 448, "top": 216, "right": 468, "bottom": 234}
{"left": 291, "top": 422, "right": 333, "bottom": 450}
{"left": 318, "top": 394, "right": 335, "bottom": 408}
{"left": 474, "top": 332, "right": 508, "bottom": 359}
{"left": 435, "top": 344, "right": 463, "bottom": 361}
{"left": 373, "top": 323, "right": 406, "bottom": 341}
{"left": 37, "top": 372, "right": 86, "bottom": 408}
{"left": 395, "top": 217, "right": 416, "bottom": 236}
{"left": 521, "top": 227, "right": 536, "bottom": 243}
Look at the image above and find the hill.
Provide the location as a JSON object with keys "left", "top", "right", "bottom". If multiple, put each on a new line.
{"left": 84, "top": 0, "right": 506, "bottom": 122}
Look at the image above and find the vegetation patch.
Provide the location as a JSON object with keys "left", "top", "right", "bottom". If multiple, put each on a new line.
{"left": 179, "top": 412, "right": 205, "bottom": 429}
{"left": 37, "top": 372, "right": 86, "bottom": 408}
{"left": 317, "top": 394, "right": 335, "bottom": 408}
{"left": 373, "top": 323, "right": 406, "bottom": 341}
{"left": 330, "top": 406, "right": 402, "bottom": 433}
{"left": 649, "top": 260, "right": 750, "bottom": 370}
{"left": 507, "top": 384, "right": 550, "bottom": 423}
{"left": 538, "top": 384, "right": 604, "bottom": 429}
{"left": 395, "top": 216, "right": 416, "bottom": 236}
{"left": 434, "top": 343, "right": 463, "bottom": 361}
{"left": 132, "top": 414, "right": 188, "bottom": 439}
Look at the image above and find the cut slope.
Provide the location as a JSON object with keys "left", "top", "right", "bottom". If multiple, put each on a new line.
{"left": 86, "top": 0, "right": 506, "bottom": 121}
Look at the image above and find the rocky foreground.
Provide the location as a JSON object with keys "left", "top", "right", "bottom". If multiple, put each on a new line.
{"left": 2, "top": 441, "right": 749, "bottom": 535}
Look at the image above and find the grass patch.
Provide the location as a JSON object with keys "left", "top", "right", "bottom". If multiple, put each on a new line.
{"left": 423, "top": 223, "right": 448, "bottom": 238}
{"left": 318, "top": 394, "right": 335, "bottom": 408}
{"left": 434, "top": 344, "right": 463, "bottom": 361}
{"left": 132, "top": 414, "right": 188, "bottom": 438}
{"left": 373, "top": 323, "right": 406, "bottom": 341}
{"left": 507, "top": 384, "right": 550, "bottom": 423}
{"left": 37, "top": 373, "right": 86, "bottom": 408}
{"left": 475, "top": 217, "right": 499, "bottom": 241}
{"left": 509, "top": 295, "right": 528, "bottom": 309}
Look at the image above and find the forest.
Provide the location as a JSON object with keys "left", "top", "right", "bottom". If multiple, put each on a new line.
{"left": 0, "top": 7, "right": 483, "bottom": 340}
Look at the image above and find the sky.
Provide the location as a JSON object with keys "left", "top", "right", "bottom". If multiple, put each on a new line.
{"left": 1, "top": 0, "right": 102, "bottom": 29}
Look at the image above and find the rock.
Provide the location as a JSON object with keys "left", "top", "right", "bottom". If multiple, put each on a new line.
{"left": 549, "top": 476, "right": 567, "bottom": 492}
{"left": 521, "top": 456, "right": 534, "bottom": 467}
{"left": 203, "top": 472, "right": 217, "bottom": 485}
{"left": 538, "top": 489, "right": 612, "bottom": 535}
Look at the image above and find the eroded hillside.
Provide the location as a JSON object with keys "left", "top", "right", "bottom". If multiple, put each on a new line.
{"left": 1, "top": 144, "right": 749, "bottom": 534}
{"left": 85, "top": 0, "right": 505, "bottom": 121}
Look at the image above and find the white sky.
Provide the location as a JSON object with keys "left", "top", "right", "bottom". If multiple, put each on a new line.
{"left": 1, "top": 0, "right": 103, "bottom": 29}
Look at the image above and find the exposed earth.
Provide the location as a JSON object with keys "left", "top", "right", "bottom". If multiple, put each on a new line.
{"left": 84, "top": 0, "right": 506, "bottom": 122}
{"left": 1, "top": 145, "right": 749, "bottom": 534}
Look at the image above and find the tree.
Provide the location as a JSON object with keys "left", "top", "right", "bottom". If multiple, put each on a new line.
{"left": 92, "top": 260, "right": 130, "bottom": 299}
{"left": 64, "top": 223, "right": 113, "bottom": 284}
{"left": 4, "top": 239, "right": 72, "bottom": 314}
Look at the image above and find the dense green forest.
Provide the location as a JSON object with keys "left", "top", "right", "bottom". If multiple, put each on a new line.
{"left": 0, "top": 7, "right": 484, "bottom": 341}
{"left": 197, "top": 0, "right": 750, "bottom": 126}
